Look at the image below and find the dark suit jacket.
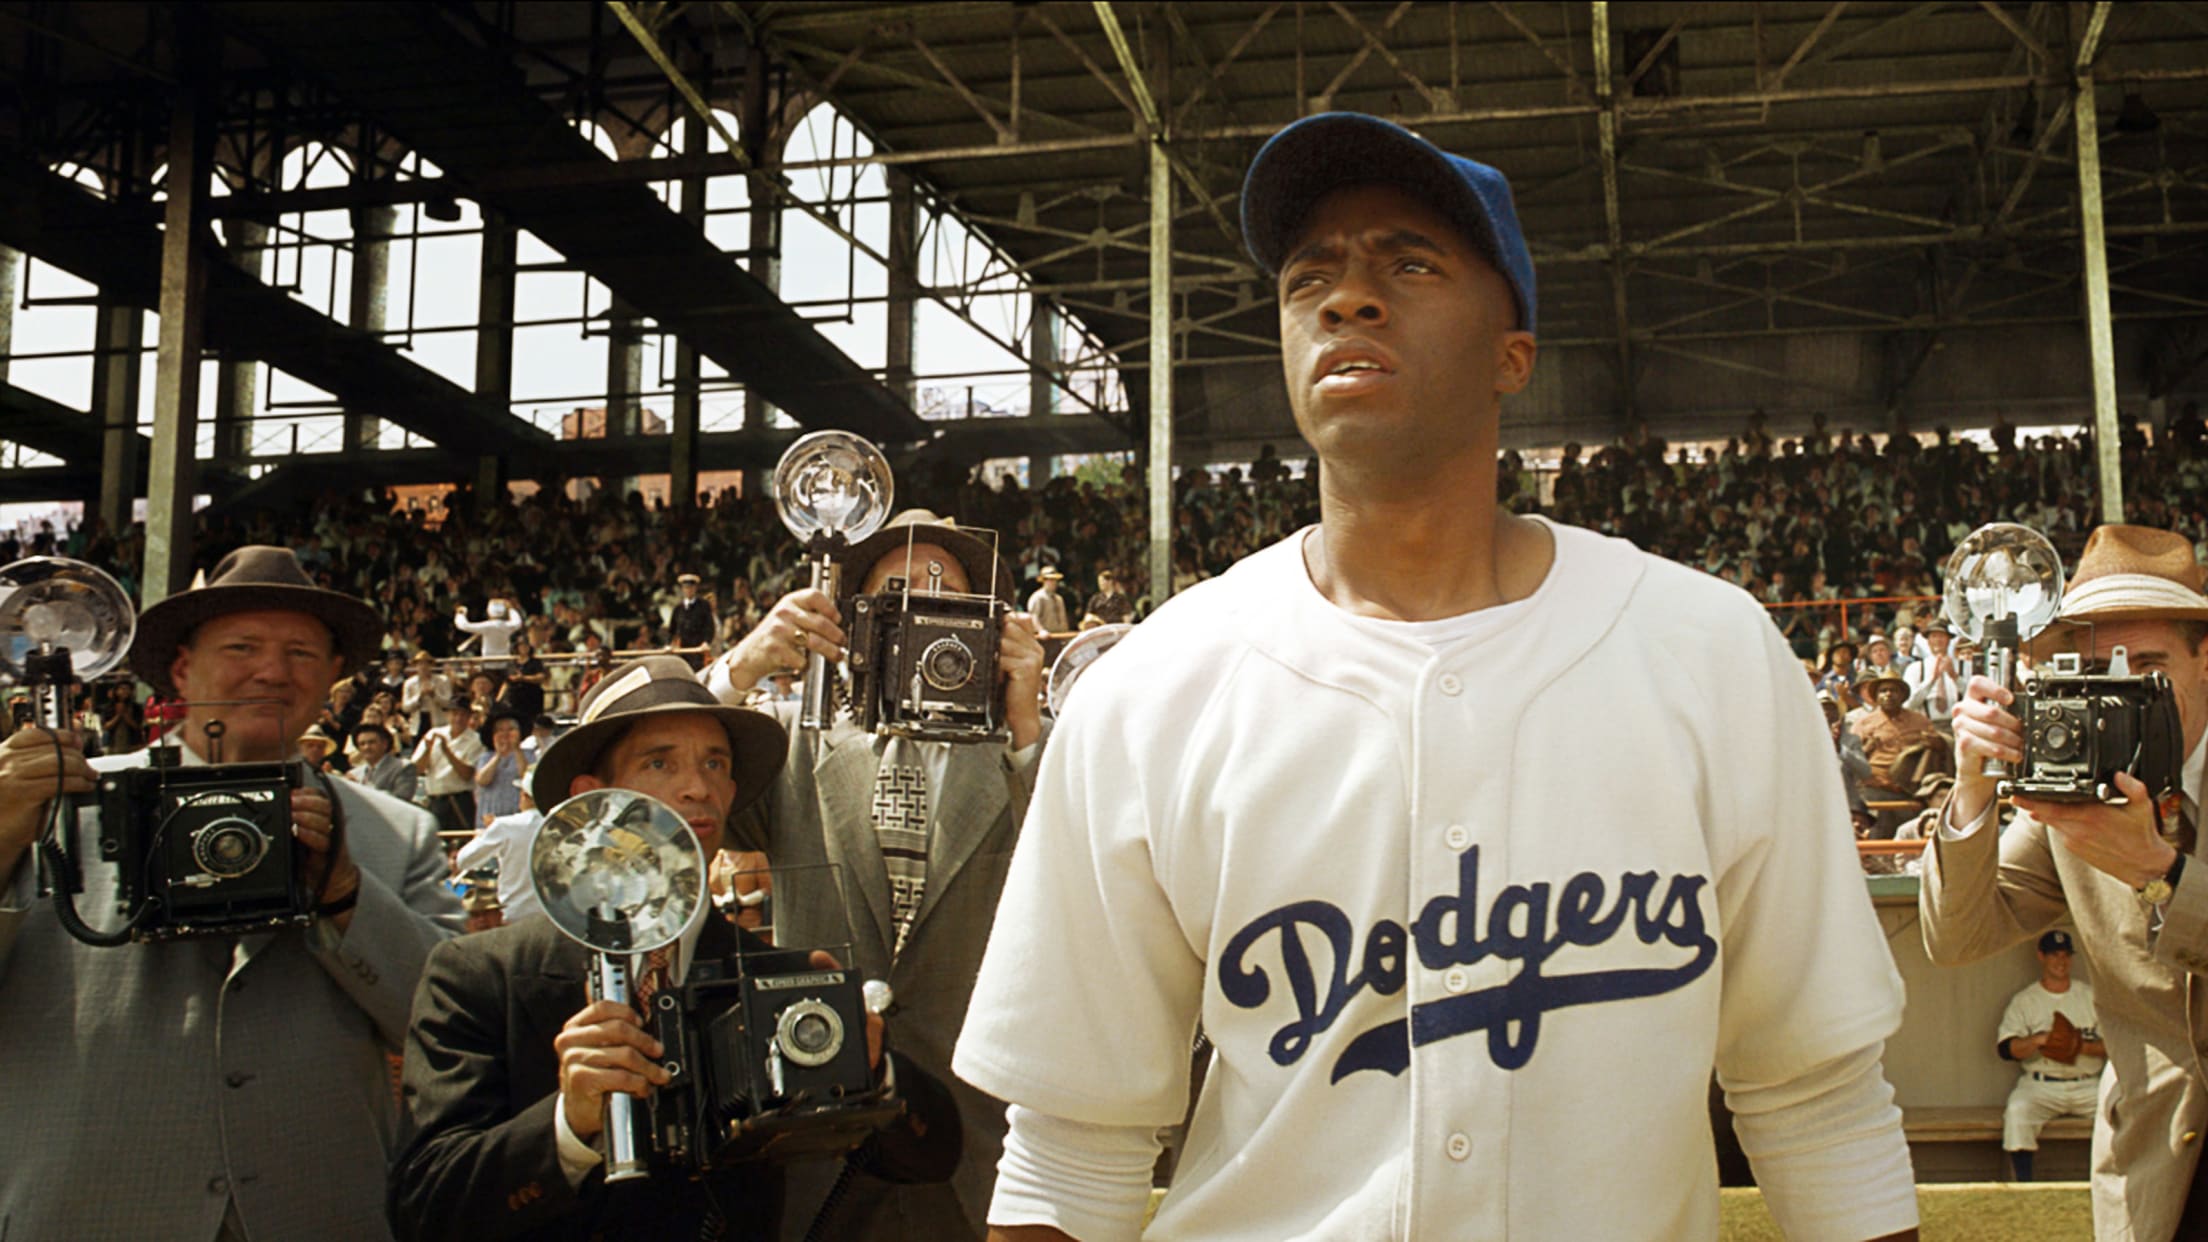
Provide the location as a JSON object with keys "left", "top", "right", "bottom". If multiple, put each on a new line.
{"left": 389, "top": 912, "right": 957, "bottom": 1242}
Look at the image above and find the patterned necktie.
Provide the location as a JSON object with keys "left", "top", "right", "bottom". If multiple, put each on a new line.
{"left": 631, "top": 946, "right": 673, "bottom": 1015}
{"left": 871, "top": 737, "right": 930, "bottom": 959}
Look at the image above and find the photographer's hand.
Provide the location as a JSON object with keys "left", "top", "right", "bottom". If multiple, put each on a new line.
{"left": 2018, "top": 770, "right": 2179, "bottom": 890}
{"left": 710, "top": 848, "right": 773, "bottom": 934}
{"left": 723, "top": 588, "right": 845, "bottom": 693}
{"left": 292, "top": 786, "right": 361, "bottom": 932}
{"left": 555, "top": 999, "right": 670, "bottom": 1141}
{"left": 998, "top": 612, "right": 1046, "bottom": 750}
{"left": 1951, "top": 674, "right": 2023, "bottom": 828}
{"left": 0, "top": 727, "right": 94, "bottom": 880}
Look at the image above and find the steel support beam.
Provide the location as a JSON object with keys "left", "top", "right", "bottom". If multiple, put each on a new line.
{"left": 2073, "top": 75, "right": 2121, "bottom": 525}
{"left": 1146, "top": 137, "right": 1173, "bottom": 608}
{"left": 671, "top": 84, "right": 708, "bottom": 509}
{"left": 144, "top": 26, "right": 215, "bottom": 606}
{"left": 1029, "top": 299, "right": 1057, "bottom": 483}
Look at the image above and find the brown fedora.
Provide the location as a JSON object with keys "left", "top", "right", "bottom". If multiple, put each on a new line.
{"left": 529, "top": 654, "right": 787, "bottom": 814}
{"left": 835, "top": 509, "right": 1019, "bottom": 607}
{"left": 130, "top": 546, "right": 383, "bottom": 693}
{"left": 2033, "top": 524, "right": 2208, "bottom": 653}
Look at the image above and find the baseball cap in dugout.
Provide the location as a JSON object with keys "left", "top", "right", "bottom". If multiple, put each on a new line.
{"left": 1239, "top": 112, "right": 1538, "bottom": 334}
{"left": 2038, "top": 929, "right": 2075, "bottom": 953}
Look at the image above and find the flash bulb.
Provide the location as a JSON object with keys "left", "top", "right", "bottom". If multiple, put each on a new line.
{"left": 773, "top": 431, "right": 894, "bottom": 545}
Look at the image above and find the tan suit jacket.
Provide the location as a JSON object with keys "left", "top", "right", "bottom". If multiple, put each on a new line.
{"left": 1921, "top": 802, "right": 2208, "bottom": 1241}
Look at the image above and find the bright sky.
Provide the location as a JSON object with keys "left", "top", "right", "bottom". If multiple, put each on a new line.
{"left": 2, "top": 102, "right": 1115, "bottom": 468}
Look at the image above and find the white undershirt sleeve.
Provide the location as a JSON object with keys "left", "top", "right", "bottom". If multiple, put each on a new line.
{"left": 1940, "top": 796, "right": 1998, "bottom": 841}
{"left": 552, "top": 1100, "right": 603, "bottom": 1185}
{"left": 1725, "top": 1041, "right": 1918, "bottom": 1242}
{"left": 988, "top": 1104, "right": 1163, "bottom": 1242}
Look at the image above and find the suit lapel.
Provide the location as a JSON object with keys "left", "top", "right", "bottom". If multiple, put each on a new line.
{"left": 912, "top": 743, "right": 1009, "bottom": 930}
{"left": 814, "top": 734, "right": 896, "bottom": 955}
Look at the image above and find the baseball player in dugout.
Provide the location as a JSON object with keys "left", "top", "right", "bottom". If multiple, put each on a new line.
{"left": 1997, "top": 929, "right": 2106, "bottom": 1183}
{"left": 388, "top": 655, "right": 961, "bottom": 1241}
{"left": 953, "top": 113, "right": 1919, "bottom": 1241}
{"left": 0, "top": 546, "right": 465, "bottom": 1240}
{"left": 702, "top": 511, "right": 1050, "bottom": 1241}
{"left": 1924, "top": 523, "right": 2208, "bottom": 1241}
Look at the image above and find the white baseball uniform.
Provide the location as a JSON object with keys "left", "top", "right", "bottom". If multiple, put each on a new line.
{"left": 1999, "top": 979, "right": 2104, "bottom": 1151}
{"left": 955, "top": 520, "right": 1915, "bottom": 1241}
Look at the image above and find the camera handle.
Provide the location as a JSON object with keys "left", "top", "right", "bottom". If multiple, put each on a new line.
{"left": 20, "top": 643, "right": 138, "bottom": 947}
{"left": 589, "top": 952, "right": 653, "bottom": 1183}
{"left": 1981, "top": 614, "right": 2021, "bottom": 782}
{"left": 799, "top": 540, "right": 843, "bottom": 732}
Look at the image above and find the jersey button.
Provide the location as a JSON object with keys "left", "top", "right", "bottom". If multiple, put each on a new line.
{"left": 1444, "top": 824, "right": 1469, "bottom": 850}
{"left": 1437, "top": 674, "right": 1463, "bottom": 696}
{"left": 1444, "top": 967, "right": 1470, "bottom": 994}
{"left": 1446, "top": 1132, "right": 1472, "bottom": 1161}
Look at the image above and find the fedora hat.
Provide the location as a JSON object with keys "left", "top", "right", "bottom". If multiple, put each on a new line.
{"left": 1038, "top": 565, "right": 1065, "bottom": 581}
{"left": 529, "top": 654, "right": 786, "bottom": 814}
{"left": 836, "top": 509, "right": 1019, "bottom": 608}
{"left": 2032, "top": 525, "right": 2208, "bottom": 654}
{"left": 131, "top": 546, "right": 383, "bottom": 694}
{"left": 1857, "top": 667, "right": 1910, "bottom": 698}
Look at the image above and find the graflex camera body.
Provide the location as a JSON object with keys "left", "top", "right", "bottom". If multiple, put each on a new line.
{"left": 2005, "top": 648, "right": 2184, "bottom": 803}
{"left": 646, "top": 949, "right": 901, "bottom": 1170}
{"left": 846, "top": 567, "right": 1009, "bottom": 745}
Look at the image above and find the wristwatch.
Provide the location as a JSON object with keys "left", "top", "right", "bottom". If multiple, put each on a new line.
{"left": 2139, "top": 851, "right": 2187, "bottom": 909}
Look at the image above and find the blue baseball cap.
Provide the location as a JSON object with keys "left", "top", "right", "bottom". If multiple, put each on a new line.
{"left": 1240, "top": 112, "right": 1538, "bottom": 334}
{"left": 2038, "top": 930, "right": 2074, "bottom": 953}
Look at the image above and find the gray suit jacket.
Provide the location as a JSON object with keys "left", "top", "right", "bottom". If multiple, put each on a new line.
{"left": 357, "top": 753, "right": 421, "bottom": 804}
{"left": 1921, "top": 803, "right": 2208, "bottom": 1242}
{"left": 0, "top": 751, "right": 465, "bottom": 1241}
{"left": 733, "top": 709, "right": 1041, "bottom": 1242}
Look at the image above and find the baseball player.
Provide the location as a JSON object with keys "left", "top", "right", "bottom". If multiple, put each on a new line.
{"left": 953, "top": 114, "right": 1918, "bottom": 1241}
{"left": 1997, "top": 930, "right": 2105, "bottom": 1181}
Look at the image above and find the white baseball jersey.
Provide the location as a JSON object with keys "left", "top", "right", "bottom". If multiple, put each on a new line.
{"left": 955, "top": 520, "right": 1908, "bottom": 1240}
{"left": 1999, "top": 979, "right": 2105, "bottom": 1078}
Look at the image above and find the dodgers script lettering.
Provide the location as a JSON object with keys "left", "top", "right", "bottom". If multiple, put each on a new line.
{"left": 1218, "top": 847, "right": 1716, "bottom": 1081}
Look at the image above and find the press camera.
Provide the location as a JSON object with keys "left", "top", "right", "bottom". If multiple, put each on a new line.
{"left": 81, "top": 724, "right": 315, "bottom": 942}
{"left": 643, "top": 949, "right": 902, "bottom": 1170}
{"left": 2002, "top": 648, "right": 2184, "bottom": 803}
{"left": 845, "top": 569, "right": 1009, "bottom": 744}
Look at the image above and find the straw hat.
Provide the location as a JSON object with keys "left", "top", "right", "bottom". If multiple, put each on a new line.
{"left": 2033, "top": 525, "right": 2208, "bottom": 653}
{"left": 529, "top": 655, "right": 786, "bottom": 813}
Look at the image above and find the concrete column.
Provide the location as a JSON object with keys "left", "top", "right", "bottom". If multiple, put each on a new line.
{"left": 2074, "top": 76, "right": 2123, "bottom": 525}
{"left": 0, "top": 245, "right": 19, "bottom": 382}
{"left": 605, "top": 298, "right": 645, "bottom": 501}
{"left": 1028, "top": 298, "right": 1056, "bottom": 484}
{"left": 144, "top": 26, "right": 217, "bottom": 605}
{"left": 345, "top": 203, "right": 395, "bottom": 450}
{"left": 93, "top": 302, "right": 145, "bottom": 533}
{"left": 211, "top": 220, "right": 267, "bottom": 466}
{"left": 671, "top": 97, "right": 708, "bottom": 509}
{"left": 885, "top": 170, "right": 919, "bottom": 409}
{"left": 1145, "top": 139, "right": 1173, "bottom": 607}
{"left": 475, "top": 210, "right": 517, "bottom": 514}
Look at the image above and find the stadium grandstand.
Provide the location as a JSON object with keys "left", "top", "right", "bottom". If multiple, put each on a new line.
{"left": 4, "top": 1, "right": 2208, "bottom": 1234}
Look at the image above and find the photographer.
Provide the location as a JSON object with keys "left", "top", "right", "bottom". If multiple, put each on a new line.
{"left": 390, "top": 656, "right": 959, "bottom": 1242}
{"left": 702, "top": 510, "right": 1047, "bottom": 1242}
{"left": 0, "top": 546, "right": 463, "bottom": 1240}
{"left": 1923, "top": 524, "right": 2208, "bottom": 1239}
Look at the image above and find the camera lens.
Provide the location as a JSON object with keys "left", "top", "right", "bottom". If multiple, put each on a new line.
{"left": 191, "top": 817, "right": 270, "bottom": 879}
{"left": 775, "top": 998, "right": 846, "bottom": 1068}
{"left": 919, "top": 637, "right": 976, "bottom": 691}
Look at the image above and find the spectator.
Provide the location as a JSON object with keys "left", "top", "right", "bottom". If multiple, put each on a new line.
{"left": 412, "top": 700, "right": 485, "bottom": 838}
{"left": 402, "top": 649, "right": 456, "bottom": 735}
{"left": 1904, "top": 620, "right": 1963, "bottom": 721}
{"left": 502, "top": 637, "right": 549, "bottom": 724}
{"left": 472, "top": 708, "right": 528, "bottom": 829}
{"left": 454, "top": 598, "right": 523, "bottom": 665}
{"left": 350, "top": 721, "right": 419, "bottom": 802}
{"left": 1025, "top": 566, "right": 1071, "bottom": 634}
{"left": 1081, "top": 568, "right": 1133, "bottom": 627}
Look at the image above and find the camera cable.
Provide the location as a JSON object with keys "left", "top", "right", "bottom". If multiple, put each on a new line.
{"left": 35, "top": 727, "right": 139, "bottom": 946}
